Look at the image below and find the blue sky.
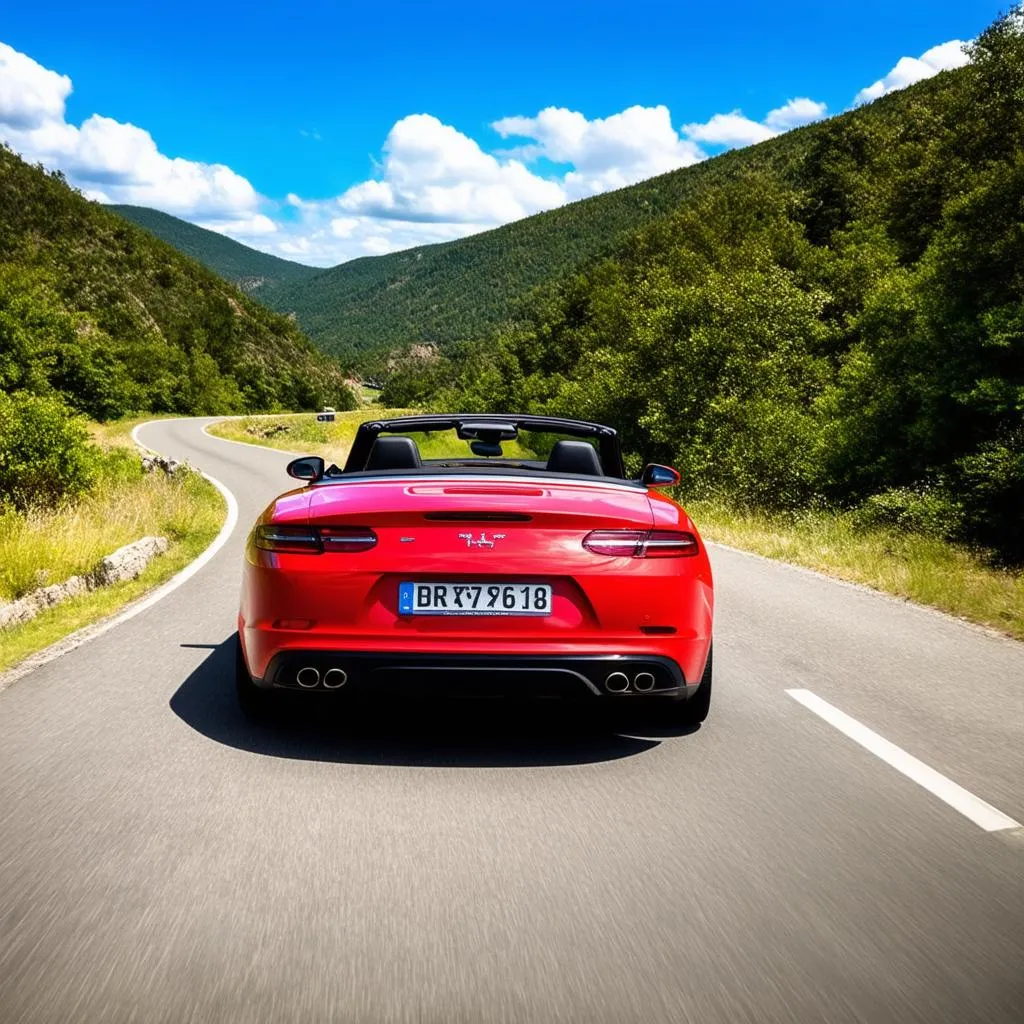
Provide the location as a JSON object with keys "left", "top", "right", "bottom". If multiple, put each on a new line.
{"left": 0, "top": 0, "right": 1001, "bottom": 265}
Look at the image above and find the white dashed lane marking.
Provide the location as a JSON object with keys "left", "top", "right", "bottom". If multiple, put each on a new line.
{"left": 787, "top": 688, "right": 1021, "bottom": 833}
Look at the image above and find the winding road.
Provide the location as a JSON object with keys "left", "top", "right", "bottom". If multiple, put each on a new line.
{"left": 1, "top": 417, "right": 1022, "bottom": 1024}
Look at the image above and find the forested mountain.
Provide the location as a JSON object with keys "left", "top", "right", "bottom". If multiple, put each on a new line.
{"left": 0, "top": 146, "right": 352, "bottom": 419}
{"left": 110, "top": 205, "right": 319, "bottom": 292}
{"left": 256, "top": 47, "right": 1006, "bottom": 368}
{"left": 381, "top": 11, "right": 1024, "bottom": 564}
{"left": 263, "top": 136, "right": 813, "bottom": 362}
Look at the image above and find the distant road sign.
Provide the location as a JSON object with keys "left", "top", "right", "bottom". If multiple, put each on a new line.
{"left": 317, "top": 413, "right": 335, "bottom": 422}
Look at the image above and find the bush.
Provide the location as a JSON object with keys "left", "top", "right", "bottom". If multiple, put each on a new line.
{"left": 951, "top": 434, "right": 1024, "bottom": 563}
{"left": 0, "top": 391, "right": 99, "bottom": 510}
{"left": 852, "top": 486, "right": 963, "bottom": 539}
{"left": 94, "top": 446, "right": 145, "bottom": 489}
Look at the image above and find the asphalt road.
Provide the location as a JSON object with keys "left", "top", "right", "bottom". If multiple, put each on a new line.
{"left": 1, "top": 417, "right": 1022, "bottom": 1024}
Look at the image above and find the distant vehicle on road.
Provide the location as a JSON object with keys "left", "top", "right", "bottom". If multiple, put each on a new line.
{"left": 316, "top": 406, "right": 336, "bottom": 422}
{"left": 235, "top": 413, "right": 714, "bottom": 723}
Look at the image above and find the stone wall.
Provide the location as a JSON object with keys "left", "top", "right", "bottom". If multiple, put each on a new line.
{"left": 0, "top": 536, "right": 169, "bottom": 631}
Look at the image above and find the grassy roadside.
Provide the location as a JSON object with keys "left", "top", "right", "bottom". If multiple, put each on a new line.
{"left": 207, "top": 409, "right": 414, "bottom": 466}
{"left": 208, "top": 409, "right": 542, "bottom": 466}
{"left": 207, "top": 412, "right": 1023, "bottom": 641}
{"left": 87, "top": 414, "right": 178, "bottom": 450}
{"left": 0, "top": 421, "right": 225, "bottom": 675}
{"left": 688, "top": 499, "right": 1024, "bottom": 639}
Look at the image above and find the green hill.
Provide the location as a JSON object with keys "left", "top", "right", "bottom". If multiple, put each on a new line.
{"left": 0, "top": 145, "right": 352, "bottom": 420}
{"left": 110, "top": 204, "right": 319, "bottom": 292}
{"left": 259, "top": 72, "right": 971, "bottom": 366}
{"left": 262, "top": 135, "right": 813, "bottom": 362}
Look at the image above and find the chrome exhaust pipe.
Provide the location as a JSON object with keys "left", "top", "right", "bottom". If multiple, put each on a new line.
{"left": 605, "top": 672, "right": 630, "bottom": 693}
{"left": 634, "top": 672, "right": 655, "bottom": 692}
{"left": 296, "top": 666, "right": 320, "bottom": 688}
{"left": 323, "top": 668, "right": 347, "bottom": 689}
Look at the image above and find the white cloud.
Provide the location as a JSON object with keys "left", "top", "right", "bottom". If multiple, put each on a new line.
{"left": 0, "top": 41, "right": 262, "bottom": 224}
{"left": 683, "top": 111, "right": 777, "bottom": 147}
{"left": 764, "top": 97, "right": 828, "bottom": 130}
{"left": 361, "top": 235, "right": 393, "bottom": 255}
{"left": 0, "top": 42, "right": 71, "bottom": 129}
{"left": 854, "top": 39, "right": 969, "bottom": 104}
{"left": 493, "top": 104, "right": 704, "bottom": 199}
{"left": 338, "top": 113, "right": 565, "bottom": 224}
{"left": 684, "top": 96, "right": 826, "bottom": 149}
{"left": 330, "top": 216, "right": 360, "bottom": 238}
{"left": 243, "top": 203, "right": 493, "bottom": 266}
{"left": 196, "top": 213, "right": 277, "bottom": 237}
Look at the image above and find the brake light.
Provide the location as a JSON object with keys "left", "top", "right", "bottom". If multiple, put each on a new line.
{"left": 583, "top": 531, "right": 647, "bottom": 556}
{"left": 319, "top": 527, "right": 378, "bottom": 553}
{"left": 583, "top": 529, "right": 698, "bottom": 558}
{"left": 255, "top": 525, "right": 378, "bottom": 553}
{"left": 642, "top": 530, "right": 699, "bottom": 557}
{"left": 256, "top": 525, "right": 322, "bottom": 552}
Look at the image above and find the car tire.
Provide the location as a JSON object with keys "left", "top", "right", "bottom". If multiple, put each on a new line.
{"left": 674, "top": 643, "right": 712, "bottom": 727}
{"left": 235, "top": 632, "right": 273, "bottom": 718}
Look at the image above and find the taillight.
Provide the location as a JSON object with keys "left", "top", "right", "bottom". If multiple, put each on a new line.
{"left": 583, "top": 529, "right": 698, "bottom": 558}
{"left": 318, "top": 526, "right": 378, "bottom": 553}
{"left": 583, "top": 531, "right": 647, "bottom": 556}
{"left": 256, "top": 525, "right": 322, "bottom": 553}
{"left": 642, "top": 530, "right": 699, "bottom": 557}
{"left": 255, "top": 525, "right": 378, "bottom": 553}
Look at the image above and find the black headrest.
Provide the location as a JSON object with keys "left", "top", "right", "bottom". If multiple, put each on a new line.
{"left": 545, "top": 439, "right": 603, "bottom": 476}
{"left": 365, "top": 436, "right": 422, "bottom": 471}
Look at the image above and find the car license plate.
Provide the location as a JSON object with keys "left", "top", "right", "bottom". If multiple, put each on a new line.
{"left": 399, "top": 581, "right": 552, "bottom": 616}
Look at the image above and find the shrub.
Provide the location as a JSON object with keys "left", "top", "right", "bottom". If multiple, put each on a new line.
{"left": 852, "top": 486, "right": 963, "bottom": 539}
{"left": 0, "top": 391, "right": 99, "bottom": 511}
{"left": 951, "top": 434, "right": 1024, "bottom": 563}
{"left": 94, "top": 446, "right": 144, "bottom": 489}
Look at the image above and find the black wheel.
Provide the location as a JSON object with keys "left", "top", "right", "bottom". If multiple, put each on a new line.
{"left": 235, "top": 632, "right": 274, "bottom": 719}
{"left": 673, "top": 643, "right": 713, "bottom": 727}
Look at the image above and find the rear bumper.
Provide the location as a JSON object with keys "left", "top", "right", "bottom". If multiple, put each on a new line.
{"left": 251, "top": 650, "right": 698, "bottom": 700}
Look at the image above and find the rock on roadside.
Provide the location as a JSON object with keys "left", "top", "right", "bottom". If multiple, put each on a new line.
{"left": 89, "top": 536, "right": 169, "bottom": 588}
{"left": 141, "top": 454, "right": 184, "bottom": 475}
{"left": 0, "top": 536, "right": 170, "bottom": 631}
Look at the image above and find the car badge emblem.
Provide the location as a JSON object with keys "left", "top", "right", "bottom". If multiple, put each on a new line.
{"left": 458, "top": 531, "right": 506, "bottom": 549}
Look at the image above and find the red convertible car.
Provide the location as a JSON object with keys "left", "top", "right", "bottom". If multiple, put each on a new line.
{"left": 236, "top": 414, "right": 714, "bottom": 724}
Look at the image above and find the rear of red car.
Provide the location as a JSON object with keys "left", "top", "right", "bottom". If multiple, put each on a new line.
{"left": 238, "top": 475, "right": 713, "bottom": 708}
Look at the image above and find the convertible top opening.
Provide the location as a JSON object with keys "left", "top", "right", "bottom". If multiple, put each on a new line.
{"left": 334, "top": 413, "right": 628, "bottom": 480}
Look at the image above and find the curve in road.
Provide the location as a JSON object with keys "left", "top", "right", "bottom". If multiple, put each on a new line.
{"left": 1, "top": 416, "right": 1021, "bottom": 1024}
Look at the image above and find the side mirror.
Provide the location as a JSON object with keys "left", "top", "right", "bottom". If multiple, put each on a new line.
{"left": 641, "top": 463, "right": 680, "bottom": 488}
{"left": 286, "top": 456, "right": 325, "bottom": 482}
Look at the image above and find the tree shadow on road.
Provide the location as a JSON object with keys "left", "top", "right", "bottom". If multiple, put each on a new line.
{"left": 169, "top": 636, "right": 698, "bottom": 767}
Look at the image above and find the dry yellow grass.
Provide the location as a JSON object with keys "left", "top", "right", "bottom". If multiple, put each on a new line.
{"left": 0, "top": 470, "right": 222, "bottom": 601}
{"left": 0, "top": 424, "right": 225, "bottom": 672}
{"left": 688, "top": 499, "right": 1024, "bottom": 639}
{"left": 87, "top": 414, "right": 178, "bottom": 451}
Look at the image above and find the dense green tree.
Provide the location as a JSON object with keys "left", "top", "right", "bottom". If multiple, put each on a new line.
{"left": 0, "top": 391, "right": 99, "bottom": 510}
